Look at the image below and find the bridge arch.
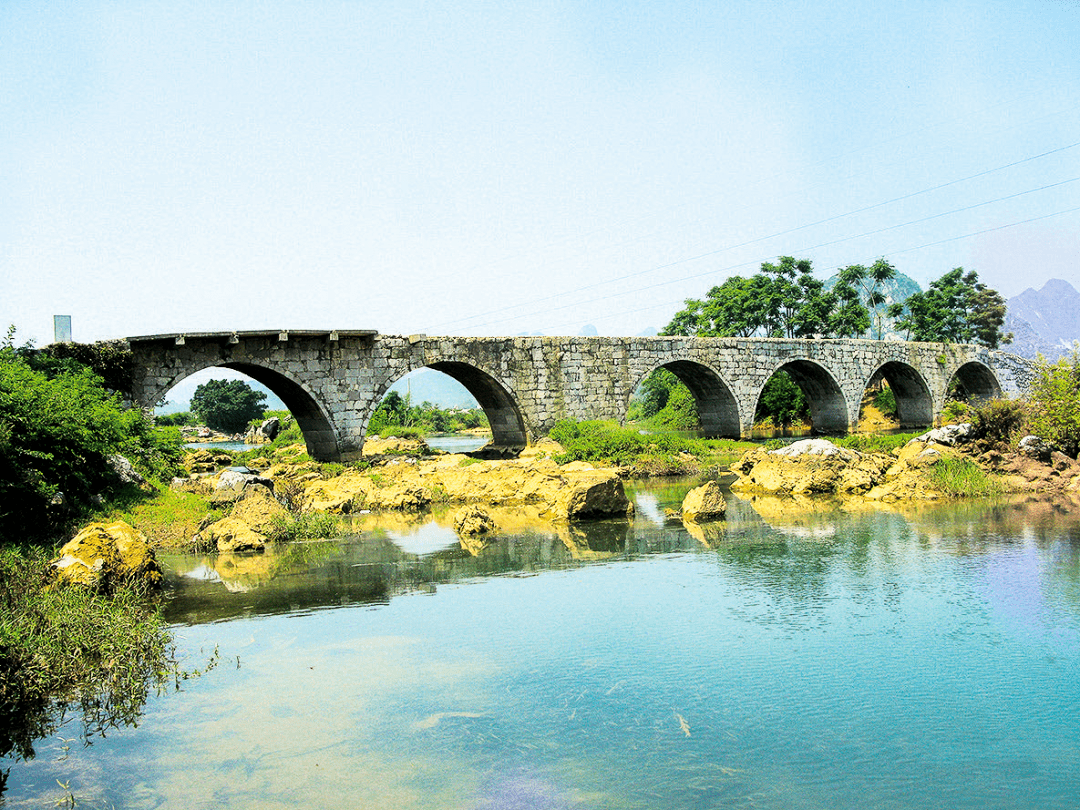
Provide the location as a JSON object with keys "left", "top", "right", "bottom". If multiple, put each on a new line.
{"left": 948, "top": 361, "right": 1003, "bottom": 404}
{"left": 376, "top": 361, "right": 528, "bottom": 456}
{"left": 157, "top": 361, "right": 342, "bottom": 461}
{"left": 630, "top": 361, "right": 741, "bottom": 437}
{"left": 863, "top": 361, "right": 934, "bottom": 429}
{"left": 759, "top": 359, "right": 849, "bottom": 434}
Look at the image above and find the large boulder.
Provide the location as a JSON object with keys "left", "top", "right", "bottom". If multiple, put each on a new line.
{"left": 681, "top": 481, "right": 727, "bottom": 521}
{"left": 107, "top": 454, "right": 146, "bottom": 487}
{"left": 732, "top": 439, "right": 893, "bottom": 496}
{"left": 198, "top": 517, "right": 267, "bottom": 553}
{"left": 553, "top": 472, "right": 634, "bottom": 520}
{"left": 52, "top": 521, "right": 163, "bottom": 590}
{"left": 229, "top": 484, "right": 288, "bottom": 535}
{"left": 909, "top": 423, "right": 974, "bottom": 447}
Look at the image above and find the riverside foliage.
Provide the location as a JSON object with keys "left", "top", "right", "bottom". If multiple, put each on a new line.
{"left": 0, "top": 330, "right": 184, "bottom": 542}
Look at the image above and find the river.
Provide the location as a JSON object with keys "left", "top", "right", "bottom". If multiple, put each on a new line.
{"left": 3, "top": 480, "right": 1080, "bottom": 809}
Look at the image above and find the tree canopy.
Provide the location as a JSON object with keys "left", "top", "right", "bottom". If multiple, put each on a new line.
{"left": 661, "top": 256, "right": 893, "bottom": 341}
{"left": 888, "top": 267, "right": 1012, "bottom": 348}
{"left": 190, "top": 379, "right": 268, "bottom": 434}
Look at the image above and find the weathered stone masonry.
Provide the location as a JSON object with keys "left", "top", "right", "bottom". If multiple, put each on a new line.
{"left": 127, "top": 330, "right": 1035, "bottom": 462}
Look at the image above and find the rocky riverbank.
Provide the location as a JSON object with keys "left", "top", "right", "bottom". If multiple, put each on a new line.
{"left": 730, "top": 426, "right": 1080, "bottom": 502}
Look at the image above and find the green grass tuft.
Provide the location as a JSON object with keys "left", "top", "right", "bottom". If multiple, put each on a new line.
{"left": 928, "top": 457, "right": 1005, "bottom": 497}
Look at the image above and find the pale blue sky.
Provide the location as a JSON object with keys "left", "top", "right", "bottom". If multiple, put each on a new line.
{"left": 3, "top": 0, "right": 1079, "bottom": 347}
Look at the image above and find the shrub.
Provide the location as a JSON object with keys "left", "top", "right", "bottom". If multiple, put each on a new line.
{"left": 873, "top": 386, "right": 897, "bottom": 418}
{"left": 969, "top": 398, "right": 1028, "bottom": 445}
{"left": 649, "top": 383, "right": 700, "bottom": 430}
{"left": 0, "top": 334, "right": 183, "bottom": 541}
{"left": 939, "top": 400, "right": 971, "bottom": 424}
{"left": 1026, "top": 349, "right": 1080, "bottom": 457}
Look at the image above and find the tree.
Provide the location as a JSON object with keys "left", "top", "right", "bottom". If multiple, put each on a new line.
{"left": 888, "top": 267, "right": 1012, "bottom": 348}
{"left": 190, "top": 379, "right": 267, "bottom": 434}
{"left": 662, "top": 257, "right": 851, "bottom": 340}
{"left": 828, "top": 265, "right": 872, "bottom": 338}
{"left": 755, "top": 372, "right": 809, "bottom": 427}
{"left": 634, "top": 368, "right": 679, "bottom": 418}
{"left": 1, "top": 329, "right": 182, "bottom": 540}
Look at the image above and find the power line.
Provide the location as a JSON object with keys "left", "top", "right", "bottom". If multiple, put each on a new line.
{"left": 425, "top": 138, "right": 1080, "bottom": 332}
{"left": 448, "top": 175, "right": 1080, "bottom": 333}
{"left": 529, "top": 204, "right": 1080, "bottom": 336}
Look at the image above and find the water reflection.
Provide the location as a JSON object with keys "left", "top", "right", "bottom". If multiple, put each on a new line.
{"left": 161, "top": 486, "right": 1080, "bottom": 633}
{"left": 7, "top": 482, "right": 1080, "bottom": 809}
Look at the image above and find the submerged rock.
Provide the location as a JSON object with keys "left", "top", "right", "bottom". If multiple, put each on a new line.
{"left": 52, "top": 520, "right": 163, "bottom": 590}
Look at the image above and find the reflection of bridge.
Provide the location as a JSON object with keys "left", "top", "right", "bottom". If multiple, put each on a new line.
{"left": 127, "top": 330, "right": 1035, "bottom": 462}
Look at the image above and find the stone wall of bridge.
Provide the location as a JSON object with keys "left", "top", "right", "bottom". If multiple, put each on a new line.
{"left": 127, "top": 331, "right": 1034, "bottom": 462}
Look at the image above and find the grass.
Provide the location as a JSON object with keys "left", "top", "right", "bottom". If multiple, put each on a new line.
{"left": 0, "top": 546, "right": 177, "bottom": 764}
{"left": 111, "top": 486, "right": 218, "bottom": 548}
{"left": 265, "top": 511, "right": 344, "bottom": 543}
{"left": 549, "top": 420, "right": 756, "bottom": 472}
{"left": 928, "top": 456, "right": 1005, "bottom": 497}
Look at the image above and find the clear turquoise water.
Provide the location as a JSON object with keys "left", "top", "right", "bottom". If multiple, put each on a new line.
{"left": 4, "top": 487, "right": 1080, "bottom": 809}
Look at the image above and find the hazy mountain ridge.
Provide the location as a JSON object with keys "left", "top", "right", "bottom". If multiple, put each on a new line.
{"left": 1004, "top": 278, "right": 1080, "bottom": 360}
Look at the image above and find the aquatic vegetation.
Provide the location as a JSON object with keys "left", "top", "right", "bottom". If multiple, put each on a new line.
{"left": 0, "top": 546, "right": 175, "bottom": 765}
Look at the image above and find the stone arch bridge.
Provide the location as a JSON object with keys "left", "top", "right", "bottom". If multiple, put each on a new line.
{"left": 127, "top": 330, "right": 1035, "bottom": 462}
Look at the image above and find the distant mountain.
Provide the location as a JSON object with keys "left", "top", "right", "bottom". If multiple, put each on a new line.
{"left": 1004, "top": 279, "right": 1080, "bottom": 360}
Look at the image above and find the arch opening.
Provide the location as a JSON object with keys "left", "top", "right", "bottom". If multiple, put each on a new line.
{"left": 367, "top": 367, "right": 492, "bottom": 453}
{"left": 420, "top": 362, "right": 527, "bottom": 456}
{"left": 628, "top": 361, "right": 740, "bottom": 438}
{"left": 947, "top": 361, "right": 1003, "bottom": 406}
{"left": 156, "top": 362, "right": 341, "bottom": 462}
{"left": 860, "top": 361, "right": 933, "bottom": 430}
{"left": 758, "top": 360, "right": 848, "bottom": 435}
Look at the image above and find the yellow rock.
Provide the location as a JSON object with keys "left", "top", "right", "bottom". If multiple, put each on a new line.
{"left": 302, "top": 469, "right": 372, "bottom": 513}
{"left": 229, "top": 485, "right": 288, "bottom": 534}
{"left": 454, "top": 505, "right": 496, "bottom": 538}
{"left": 52, "top": 520, "right": 162, "bottom": 590}
{"left": 200, "top": 517, "right": 267, "bottom": 553}
{"left": 681, "top": 481, "right": 727, "bottom": 521}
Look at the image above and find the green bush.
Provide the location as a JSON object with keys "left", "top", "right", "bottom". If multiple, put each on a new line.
{"left": 649, "top": 382, "right": 700, "bottom": 430}
{"left": 873, "top": 386, "right": 897, "bottom": 418}
{"left": 0, "top": 334, "right": 184, "bottom": 541}
{"left": 1027, "top": 349, "right": 1080, "bottom": 457}
{"left": 970, "top": 398, "right": 1028, "bottom": 445}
